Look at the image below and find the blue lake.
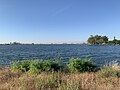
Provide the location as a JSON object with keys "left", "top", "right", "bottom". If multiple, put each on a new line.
{"left": 0, "top": 44, "right": 120, "bottom": 66}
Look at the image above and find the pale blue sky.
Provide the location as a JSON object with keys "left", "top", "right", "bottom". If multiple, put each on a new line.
{"left": 0, "top": 0, "right": 120, "bottom": 43}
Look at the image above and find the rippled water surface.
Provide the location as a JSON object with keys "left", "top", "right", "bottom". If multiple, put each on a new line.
{"left": 0, "top": 44, "right": 120, "bottom": 65}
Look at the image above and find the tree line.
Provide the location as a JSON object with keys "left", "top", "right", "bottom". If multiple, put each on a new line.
{"left": 87, "top": 35, "right": 120, "bottom": 45}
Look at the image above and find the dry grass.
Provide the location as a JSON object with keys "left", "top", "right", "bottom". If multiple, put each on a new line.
{"left": 0, "top": 68, "right": 120, "bottom": 90}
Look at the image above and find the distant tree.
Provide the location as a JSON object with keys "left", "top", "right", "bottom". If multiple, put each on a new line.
{"left": 87, "top": 35, "right": 95, "bottom": 44}
{"left": 102, "top": 36, "right": 109, "bottom": 43}
{"left": 111, "top": 39, "right": 120, "bottom": 45}
{"left": 87, "top": 35, "right": 108, "bottom": 45}
{"left": 12, "top": 42, "right": 21, "bottom": 45}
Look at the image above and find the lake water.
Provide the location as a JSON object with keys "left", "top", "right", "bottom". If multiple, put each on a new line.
{"left": 0, "top": 44, "right": 120, "bottom": 66}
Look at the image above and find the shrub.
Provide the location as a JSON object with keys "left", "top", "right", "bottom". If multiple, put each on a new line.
{"left": 43, "top": 61, "right": 61, "bottom": 72}
{"left": 99, "top": 60, "right": 120, "bottom": 77}
{"left": 11, "top": 60, "right": 62, "bottom": 73}
{"left": 29, "top": 60, "right": 43, "bottom": 74}
{"left": 11, "top": 60, "right": 31, "bottom": 72}
{"left": 68, "top": 58, "right": 97, "bottom": 73}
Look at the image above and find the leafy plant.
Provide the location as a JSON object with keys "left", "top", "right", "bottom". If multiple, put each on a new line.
{"left": 68, "top": 58, "right": 97, "bottom": 73}
{"left": 11, "top": 60, "right": 31, "bottom": 72}
{"left": 43, "top": 61, "right": 61, "bottom": 72}
{"left": 29, "top": 60, "right": 43, "bottom": 74}
{"left": 11, "top": 60, "right": 62, "bottom": 73}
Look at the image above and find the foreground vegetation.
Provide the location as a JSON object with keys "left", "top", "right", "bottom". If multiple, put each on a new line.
{"left": 1, "top": 58, "right": 120, "bottom": 90}
{"left": 10, "top": 58, "right": 97, "bottom": 74}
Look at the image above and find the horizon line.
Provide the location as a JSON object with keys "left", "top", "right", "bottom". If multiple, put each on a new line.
{"left": 0, "top": 41, "right": 87, "bottom": 44}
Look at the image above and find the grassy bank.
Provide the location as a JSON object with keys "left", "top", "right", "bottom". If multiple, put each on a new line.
{"left": 1, "top": 58, "right": 120, "bottom": 90}
{"left": 1, "top": 69, "right": 120, "bottom": 90}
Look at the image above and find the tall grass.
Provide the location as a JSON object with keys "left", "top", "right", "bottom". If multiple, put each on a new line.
{"left": 1, "top": 58, "right": 120, "bottom": 90}
{"left": 99, "top": 60, "right": 120, "bottom": 77}
{"left": 1, "top": 69, "right": 120, "bottom": 90}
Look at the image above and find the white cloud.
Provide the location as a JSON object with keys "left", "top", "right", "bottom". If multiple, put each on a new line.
{"left": 52, "top": 4, "right": 73, "bottom": 16}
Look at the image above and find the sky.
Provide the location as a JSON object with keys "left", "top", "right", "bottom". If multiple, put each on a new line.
{"left": 0, "top": 0, "right": 120, "bottom": 43}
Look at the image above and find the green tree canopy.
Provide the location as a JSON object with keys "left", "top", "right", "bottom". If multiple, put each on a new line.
{"left": 87, "top": 35, "right": 109, "bottom": 45}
